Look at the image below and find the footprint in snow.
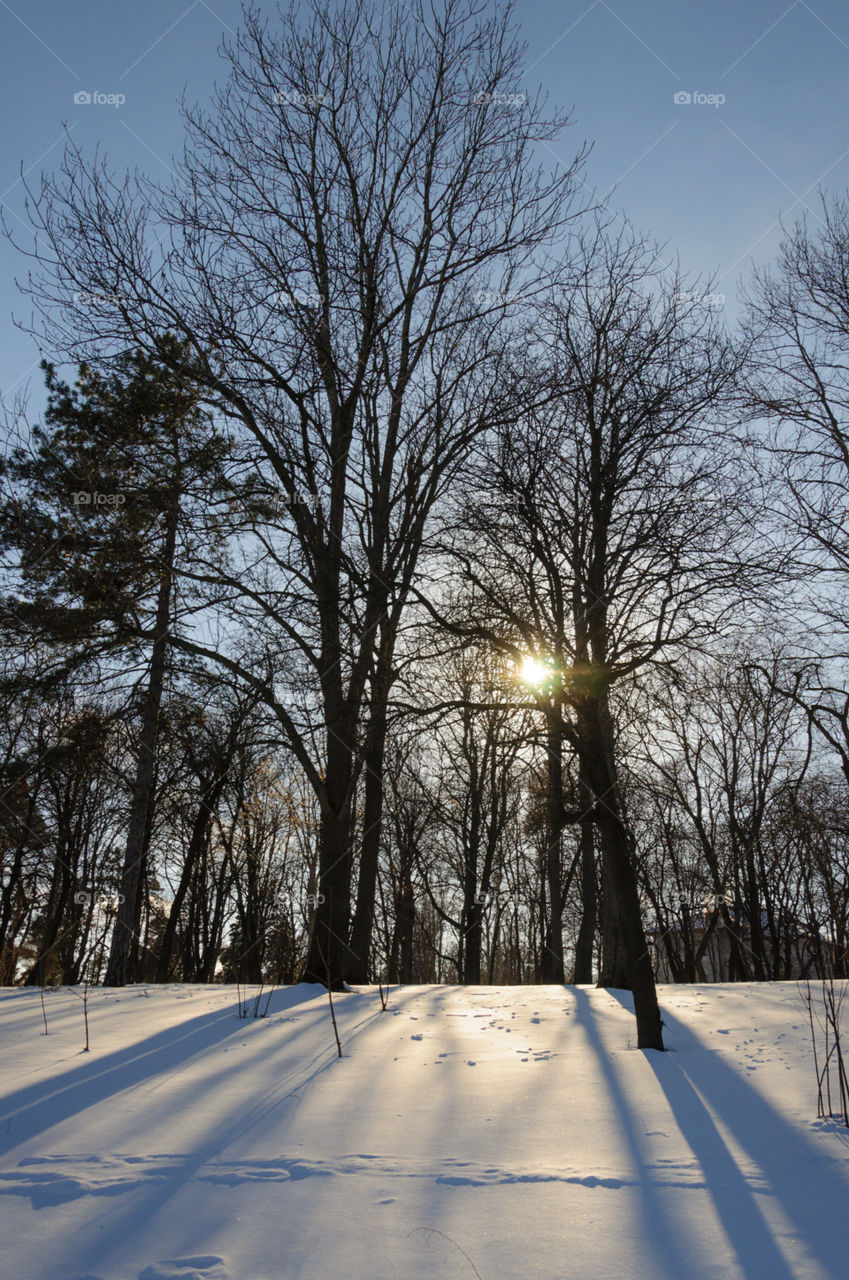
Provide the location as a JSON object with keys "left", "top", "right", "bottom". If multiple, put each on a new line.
{"left": 139, "top": 1257, "right": 229, "bottom": 1280}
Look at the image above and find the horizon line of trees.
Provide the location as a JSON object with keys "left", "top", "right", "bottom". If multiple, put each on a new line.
{"left": 2, "top": 637, "right": 847, "bottom": 994}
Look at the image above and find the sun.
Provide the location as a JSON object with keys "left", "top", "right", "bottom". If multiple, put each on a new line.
{"left": 518, "top": 655, "right": 551, "bottom": 688}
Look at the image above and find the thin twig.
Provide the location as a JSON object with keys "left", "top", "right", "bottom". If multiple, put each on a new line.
{"left": 316, "top": 933, "right": 342, "bottom": 1058}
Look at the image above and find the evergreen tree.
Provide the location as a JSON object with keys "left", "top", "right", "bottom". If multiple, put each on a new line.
{"left": 0, "top": 339, "right": 230, "bottom": 984}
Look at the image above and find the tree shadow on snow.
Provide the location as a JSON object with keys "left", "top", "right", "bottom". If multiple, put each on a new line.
{"left": 1, "top": 984, "right": 418, "bottom": 1278}
{"left": 608, "top": 990, "right": 849, "bottom": 1280}
{"left": 570, "top": 987, "right": 699, "bottom": 1280}
{"left": 0, "top": 985, "right": 324, "bottom": 1161}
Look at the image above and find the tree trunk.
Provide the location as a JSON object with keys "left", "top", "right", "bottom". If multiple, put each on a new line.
{"left": 0, "top": 786, "right": 42, "bottom": 969}
{"left": 540, "top": 703, "right": 566, "bottom": 983}
{"left": 347, "top": 675, "right": 391, "bottom": 982}
{"left": 743, "top": 844, "right": 767, "bottom": 980}
{"left": 129, "top": 797, "right": 156, "bottom": 980}
{"left": 155, "top": 776, "right": 224, "bottom": 981}
{"left": 389, "top": 874, "right": 415, "bottom": 984}
{"left": 573, "top": 761, "right": 597, "bottom": 983}
{"left": 105, "top": 504, "right": 177, "bottom": 987}
{"left": 598, "top": 849, "right": 629, "bottom": 987}
{"left": 680, "top": 898, "right": 696, "bottom": 984}
{"left": 303, "top": 718, "right": 357, "bottom": 987}
{"left": 464, "top": 899, "right": 483, "bottom": 984}
{"left": 24, "top": 842, "right": 73, "bottom": 986}
{"left": 580, "top": 694, "right": 664, "bottom": 1050}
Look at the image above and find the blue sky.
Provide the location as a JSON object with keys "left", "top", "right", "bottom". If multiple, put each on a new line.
{"left": 2, "top": 0, "right": 849, "bottom": 409}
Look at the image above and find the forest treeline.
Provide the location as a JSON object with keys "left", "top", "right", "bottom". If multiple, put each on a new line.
{"left": 1, "top": 0, "right": 848, "bottom": 1049}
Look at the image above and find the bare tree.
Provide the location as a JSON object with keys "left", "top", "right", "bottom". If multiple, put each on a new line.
{"left": 12, "top": 0, "right": 585, "bottom": 987}
{"left": 406, "top": 646, "right": 528, "bottom": 983}
{"left": 635, "top": 650, "right": 812, "bottom": 982}
{"left": 743, "top": 192, "right": 849, "bottom": 643}
{"left": 428, "top": 219, "right": 751, "bottom": 1048}
{"left": 741, "top": 198, "right": 849, "bottom": 971}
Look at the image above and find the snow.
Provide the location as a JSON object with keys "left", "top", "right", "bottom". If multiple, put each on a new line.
{"left": 0, "top": 981, "right": 847, "bottom": 1280}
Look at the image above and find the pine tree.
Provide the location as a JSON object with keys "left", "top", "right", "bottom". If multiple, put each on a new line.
{"left": 0, "top": 338, "right": 230, "bottom": 984}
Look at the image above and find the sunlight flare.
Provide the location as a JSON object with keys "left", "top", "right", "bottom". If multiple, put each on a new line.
{"left": 518, "top": 655, "right": 551, "bottom": 689}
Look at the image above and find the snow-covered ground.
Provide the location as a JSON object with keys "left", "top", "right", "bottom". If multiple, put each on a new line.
{"left": 0, "top": 981, "right": 847, "bottom": 1280}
